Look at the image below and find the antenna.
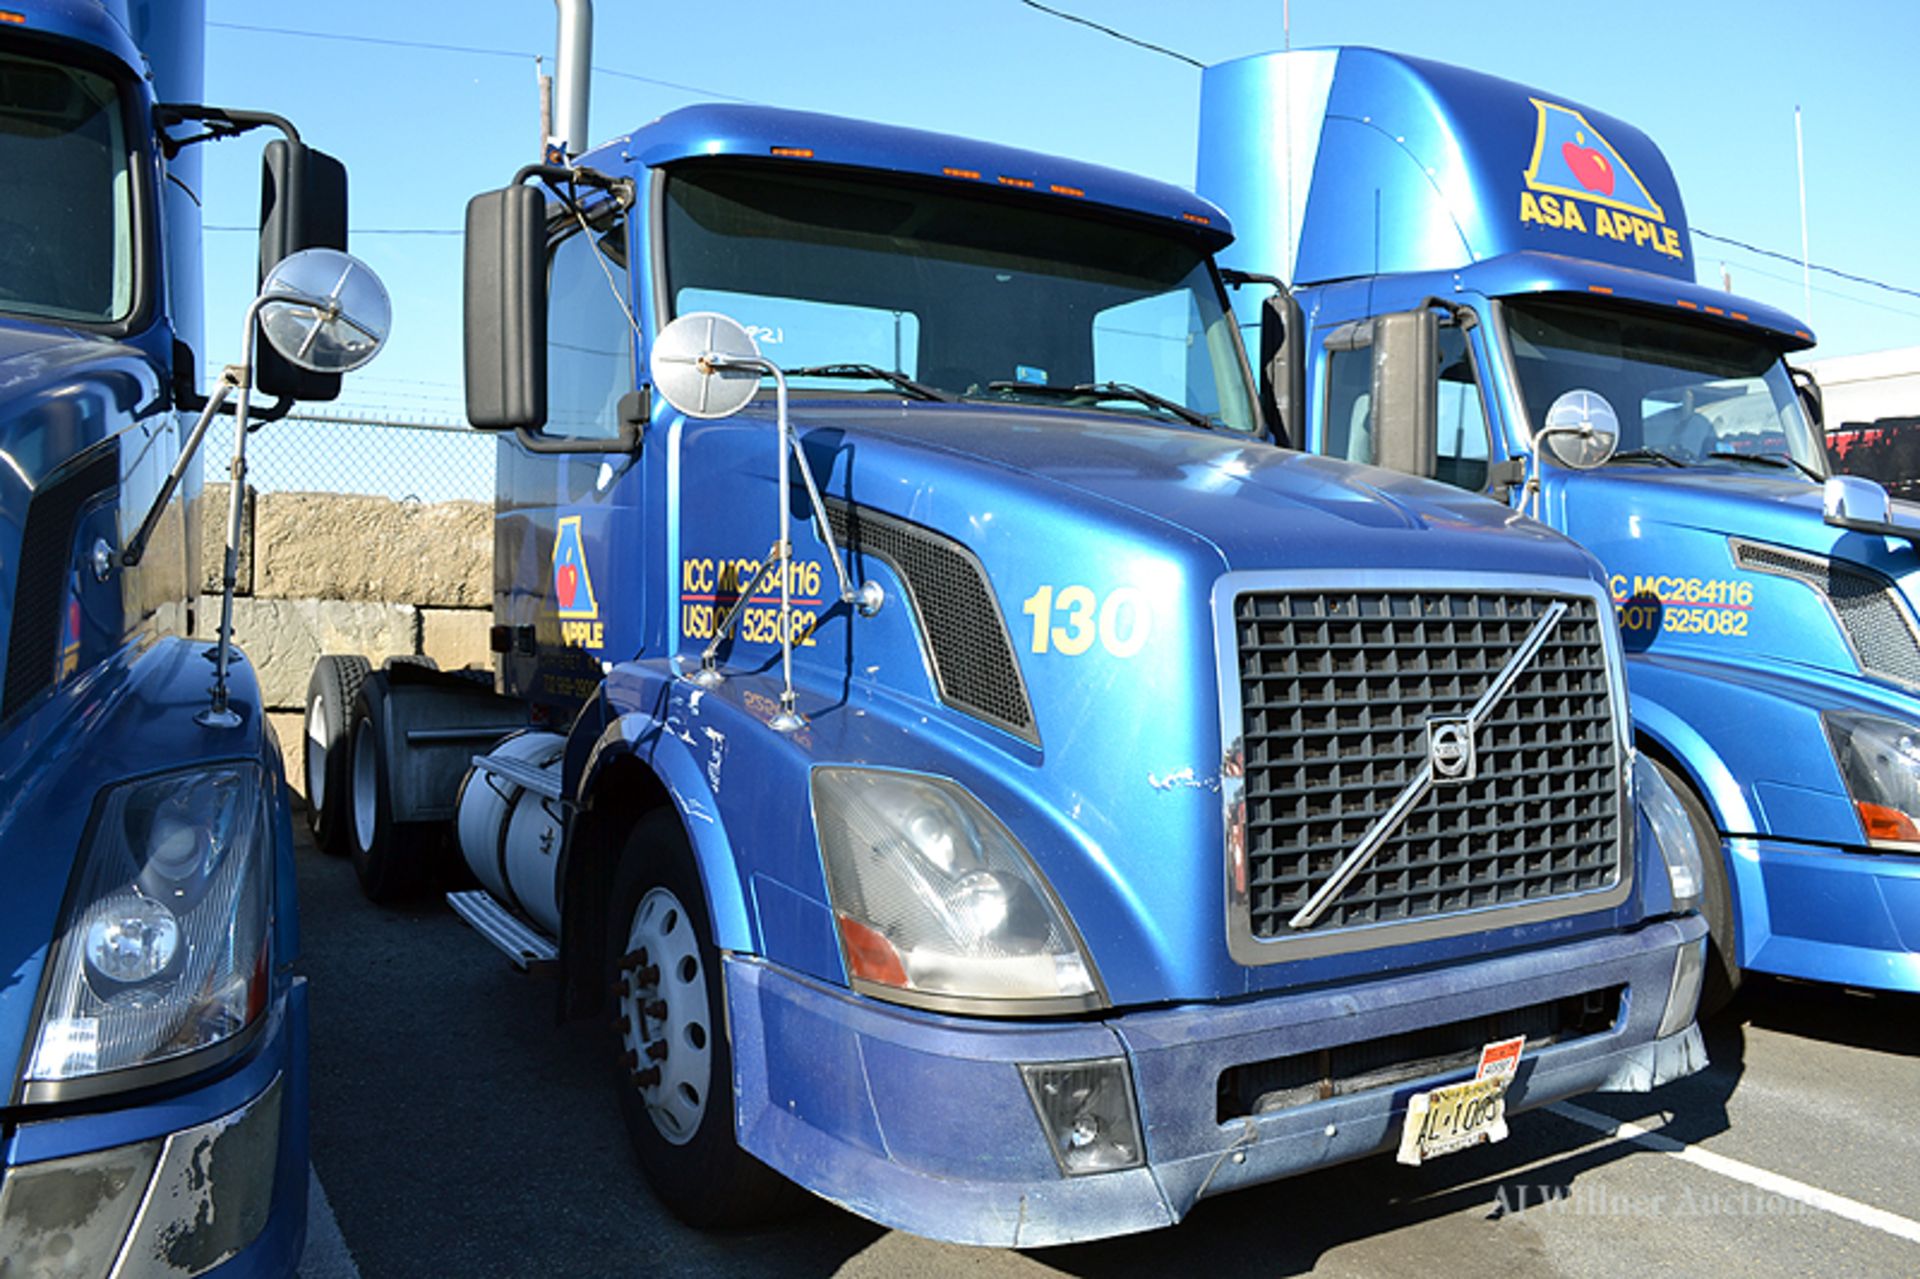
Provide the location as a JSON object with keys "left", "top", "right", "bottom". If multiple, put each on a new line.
{"left": 1795, "top": 105, "right": 1812, "bottom": 325}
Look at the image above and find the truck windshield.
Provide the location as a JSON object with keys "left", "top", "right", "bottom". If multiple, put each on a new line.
{"left": 661, "top": 161, "right": 1258, "bottom": 433}
{"left": 0, "top": 49, "right": 137, "bottom": 326}
{"left": 1503, "top": 298, "right": 1825, "bottom": 477}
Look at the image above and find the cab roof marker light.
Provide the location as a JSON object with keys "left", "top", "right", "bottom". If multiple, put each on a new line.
{"left": 769, "top": 146, "right": 813, "bottom": 159}
{"left": 0, "top": 11, "right": 25, "bottom": 23}
{"left": 997, "top": 175, "right": 1036, "bottom": 189}
{"left": 1587, "top": 285, "right": 1614, "bottom": 294}
{"left": 1796, "top": 329, "right": 1812, "bottom": 340}
{"left": 1705, "top": 305, "right": 1726, "bottom": 316}
{"left": 942, "top": 166, "right": 982, "bottom": 180}
{"left": 1049, "top": 183, "right": 1086, "bottom": 198}
{"left": 1181, "top": 212, "right": 1211, "bottom": 225}
{"left": 1731, "top": 311, "right": 1750, "bottom": 321}
{"left": 1676, "top": 299, "right": 1699, "bottom": 310}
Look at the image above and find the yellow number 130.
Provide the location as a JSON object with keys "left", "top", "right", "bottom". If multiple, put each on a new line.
{"left": 1022, "top": 585, "right": 1152, "bottom": 658}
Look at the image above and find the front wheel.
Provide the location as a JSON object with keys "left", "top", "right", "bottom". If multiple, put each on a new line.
{"left": 1650, "top": 755, "right": 1740, "bottom": 1017}
{"left": 606, "top": 811, "right": 795, "bottom": 1227}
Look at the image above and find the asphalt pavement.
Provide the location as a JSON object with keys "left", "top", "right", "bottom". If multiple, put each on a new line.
{"left": 291, "top": 822, "right": 1920, "bottom": 1278}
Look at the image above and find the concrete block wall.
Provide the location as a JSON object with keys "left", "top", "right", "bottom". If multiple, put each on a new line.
{"left": 193, "top": 486, "right": 494, "bottom": 796}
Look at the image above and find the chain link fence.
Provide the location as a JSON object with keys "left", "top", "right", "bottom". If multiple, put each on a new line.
{"left": 204, "top": 406, "right": 495, "bottom": 505}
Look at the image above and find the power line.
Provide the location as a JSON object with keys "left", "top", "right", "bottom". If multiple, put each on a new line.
{"left": 1693, "top": 228, "right": 1920, "bottom": 306}
{"left": 206, "top": 20, "right": 752, "bottom": 102}
{"left": 1014, "top": 1, "right": 1202, "bottom": 68}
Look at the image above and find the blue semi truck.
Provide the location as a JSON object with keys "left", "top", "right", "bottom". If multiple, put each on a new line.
{"left": 1197, "top": 47, "right": 1920, "bottom": 1005}
{"left": 0, "top": 1, "right": 378, "bottom": 1272}
{"left": 307, "top": 16, "right": 1711, "bottom": 1246}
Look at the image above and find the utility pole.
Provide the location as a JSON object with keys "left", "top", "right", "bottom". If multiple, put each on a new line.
{"left": 537, "top": 55, "right": 553, "bottom": 161}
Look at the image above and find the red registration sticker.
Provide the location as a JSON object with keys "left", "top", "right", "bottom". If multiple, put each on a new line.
{"left": 1476, "top": 1035, "right": 1526, "bottom": 1080}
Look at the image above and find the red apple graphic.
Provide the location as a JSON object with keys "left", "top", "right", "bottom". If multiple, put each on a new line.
{"left": 557, "top": 561, "right": 579, "bottom": 609}
{"left": 1561, "top": 132, "right": 1615, "bottom": 196}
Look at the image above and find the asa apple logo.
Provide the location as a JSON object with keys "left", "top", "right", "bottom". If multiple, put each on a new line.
{"left": 557, "top": 561, "right": 579, "bottom": 609}
{"left": 1561, "top": 130, "right": 1615, "bottom": 196}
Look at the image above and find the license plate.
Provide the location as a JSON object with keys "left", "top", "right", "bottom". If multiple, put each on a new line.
{"left": 1396, "top": 1073, "right": 1512, "bottom": 1165}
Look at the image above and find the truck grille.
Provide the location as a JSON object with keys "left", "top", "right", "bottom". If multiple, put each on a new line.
{"left": 1232, "top": 588, "right": 1622, "bottom": 943}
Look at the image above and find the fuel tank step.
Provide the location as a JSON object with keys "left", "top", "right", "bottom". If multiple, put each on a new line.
{"left": 447, "top": 889, "right": 558, "bottom": 973}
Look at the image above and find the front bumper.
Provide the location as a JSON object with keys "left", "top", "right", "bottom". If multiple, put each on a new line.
{"left": 728, "top": 916, "right": 1706, "bottom": 1247}
{"left": 0, "top": 979, "right": 310, "bottom": 1278}
{"left": 1737, "top": 836, "right": 1920, "bottom": 991}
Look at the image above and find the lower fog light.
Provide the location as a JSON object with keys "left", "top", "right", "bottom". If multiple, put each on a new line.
{"left": 1659, "top": 938, "right": 1708, "bottom": 1039}
{"left": 1021, "top": 1057, "right": 1145, "bottom": 1176}
{"left": 0, "top": 1138, "right": 162, "bottom": 1278}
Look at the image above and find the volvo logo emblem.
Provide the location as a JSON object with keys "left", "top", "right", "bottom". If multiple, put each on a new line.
{"left": 1428, "top": 718, "right": 1476, "bottom": 783}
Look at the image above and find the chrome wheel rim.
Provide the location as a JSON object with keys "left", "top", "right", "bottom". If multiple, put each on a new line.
{"left": 616, "top": 886, "right": 712, "bottom": 1145}
{"left": 306, "top": 693, "right": 328, "bottom": 812}
{"left": 351, "top": 718, "right": 377, "bottom": 851}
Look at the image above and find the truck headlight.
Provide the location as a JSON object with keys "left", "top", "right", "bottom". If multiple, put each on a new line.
{"left": 1634, "top": 755, "right": 1704, "bottom": 912}
{"left": 1824, "top": 710, "right": 1920, "bottom": 851}
{"left": 24, "top": 766, "right": 272, "bottom": 1089}
{"left": 810, "top": 768, "right": 1101, "bottom": 1010}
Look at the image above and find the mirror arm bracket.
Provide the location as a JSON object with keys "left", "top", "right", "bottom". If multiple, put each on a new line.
{"left": 510, "top": 421, "right": 642, "bottom": 455}
{"left": 155, "top": 104, "right": 300, "bottom": 158}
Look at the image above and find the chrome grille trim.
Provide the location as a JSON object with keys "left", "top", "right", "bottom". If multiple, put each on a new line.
{"left": 1213, "top": 570, "right": 1633, "bottom": 965}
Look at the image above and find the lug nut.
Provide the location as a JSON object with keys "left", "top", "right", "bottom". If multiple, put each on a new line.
{"left": 644, "top": 1000, "right": 668, "bottom": 1021}
{"left": 645, "top": 1039, "right": 670, "bottom": 1062}
{"left": 619, "top": 948, "right": 652, "bottom": 973}
{"left": 610, "top": 980, "right": 629, "bottom": 999}
{"left": 631, "top": 1065, "right": 661, "bottom": 1088}
{"left": 621, "top": 1047, "right": 640, "bottom": 1070}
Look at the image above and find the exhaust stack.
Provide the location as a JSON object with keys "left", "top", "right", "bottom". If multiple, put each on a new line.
{"left": 551, "top": 0, "right": 592, "bottom": 157}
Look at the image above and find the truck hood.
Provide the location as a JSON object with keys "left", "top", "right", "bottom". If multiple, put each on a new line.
{"left": 790, "top": 401, "right": 1598, "bottom": 582}
{"left": 1559, "top": 462, "right": 1918, "bottom": 575}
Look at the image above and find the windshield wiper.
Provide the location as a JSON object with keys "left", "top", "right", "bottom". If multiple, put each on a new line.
{"left": 1608, "top": 447, "right": 1689, "bottom": 468}
{"left": 982, "top": 380, "right": 1218, "bottom": 430}
{"left": 1706, "top": 450, "right": 1825, "bottom": 482}
{"left": 784, "top": 363, "right": 952, "bottom": 402}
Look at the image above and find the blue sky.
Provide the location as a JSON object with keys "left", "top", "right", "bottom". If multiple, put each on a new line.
{"left": 199, "top": 0, "right": 1920, "bottom": 423}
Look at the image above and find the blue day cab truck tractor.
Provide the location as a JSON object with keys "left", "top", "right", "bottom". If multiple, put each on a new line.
{"left": 1198, "top": 47, "right": 1920, "bottom": 1004}
{"left": 0, "top": 0, "right": 373, "bottom": 1272}
{"left": 314, "top": 80, "right": 1710, "bottom": 1243}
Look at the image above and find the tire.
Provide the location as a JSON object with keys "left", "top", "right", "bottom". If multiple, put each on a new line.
{"left": 1650, "top": 756, "right": 1741, "bottom": 1017}
{"left": 382, "top": 654, "right": 439, "bottom": 672}
{"left": 346, "top": 675, "right": 430, "bottom": 902}
{"left": 606, "top": 811, "right": 796, "bottom": 1228}
{"left": 304, "top": 655, "right": 371, "bottom": 856}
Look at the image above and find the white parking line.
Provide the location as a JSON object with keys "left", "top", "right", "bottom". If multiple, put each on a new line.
{"left": 298, "top": 1166, "right": 363, "bottom": 1279}
{"left": 1549, "top": 1101, "right": 1920, "bottom": 1245}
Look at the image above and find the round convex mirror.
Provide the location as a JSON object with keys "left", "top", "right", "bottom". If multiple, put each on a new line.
{"left": 1540, "top": 388, "right": 1620, "bottom": 469}
{"left": 258, "top": 248, "right": 391, "bottom": 374}
{"left": 650, "top": 312, "right": 763, "bottom": 419}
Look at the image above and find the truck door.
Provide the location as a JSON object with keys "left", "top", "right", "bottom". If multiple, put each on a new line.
{"left": 495, "top": 204, "right": 641, "bottom": 706}
{"left": 1316, "top": 312, "right": 1497, "bottom": 493}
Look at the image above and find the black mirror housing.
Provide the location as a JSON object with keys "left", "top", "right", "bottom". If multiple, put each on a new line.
{"left": 1258, "top": 291, "right": 1304, "bottom": 448}
{"left": 255, "top": 139, "right": 348, "bottom": 402}
{"left": 464, "top": 186, "right": 548, "bottom": 431}
{"left": 1371, "top": 309, "right": 1439, "bottom": 479}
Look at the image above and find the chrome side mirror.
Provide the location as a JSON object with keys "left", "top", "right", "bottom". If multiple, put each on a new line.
{"left": 650, "top": 312, "right": 763, "bottom": 419}
{"left": 257, "top": 248, "right": 391, "bottom": 373}
{"left": 1824, "top": 474, "right": 1893, "bottom": 526}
